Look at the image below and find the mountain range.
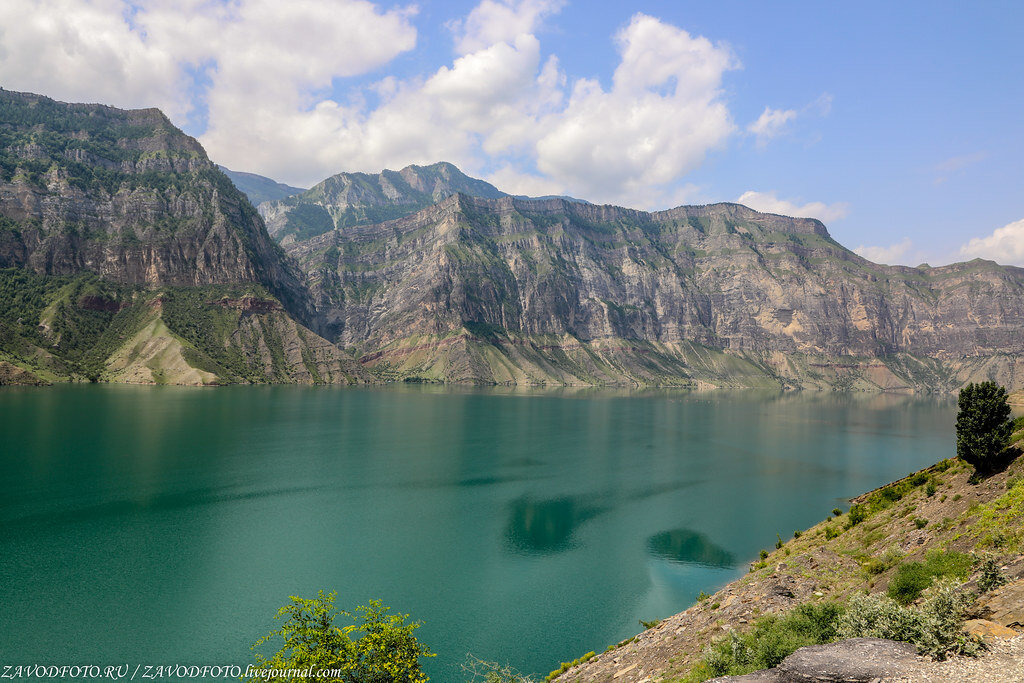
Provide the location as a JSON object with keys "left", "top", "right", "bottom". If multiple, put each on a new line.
{"left": 1, "top": 89, "right": 1022, "bottom": 391}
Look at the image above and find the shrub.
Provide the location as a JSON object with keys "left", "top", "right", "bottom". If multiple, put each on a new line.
{"left": 825, "top": 526, "right": 841, "bottom": 540}
{"left": 545, "top": 652, "right": 594, "bottom": 681}
{"left": 864, "top": 548, "right": 903, "bottom": 576}
{"left": 759, "top": 549, "right": 769, "bottom": 560}
{"left": 697, "top": 591, "right": 711, "bottom": 602}
{"left": 977, "top": 556, "right": 1008, "bottom": 594}
{"left": 887, "top": 551, "right": 974, "bottom": 605}
{"left": 909, "top": 472, "right": 929, "bottom": 487}
{"left": 793, "top": 530, "right": 802, "bottom": 539}
{"left": 686, "top": 603, "right": 844, "bottom": 680}
{"left": 926, "top": 482, "right": 937, "bottom": 497}
{"left": 839, "top": 580, "right": 981, "bottom": 660}
{"left": 914, "top": 518, "right": 928, "bottom": 529}
{"left": 832, "top": 508, "right": 842, "bottom": 517}
{"left": 956, "top": 382, "right": 1014, "bottom": 474}
{"left": 846, "top": 504, "right": 867, "bottom": 528}
{"left": 248, "top": 591, "right": 433, "bottom": 683}
{"left": 776, "top": 534, "right": 784, "bottom": 549}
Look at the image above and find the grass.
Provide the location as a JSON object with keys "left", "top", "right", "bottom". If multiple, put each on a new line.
{"left": 887, "top": 551, "right": 974, "bottom": 605}
{"left": 680, "top": 603, "right": 843, "bottom": 681}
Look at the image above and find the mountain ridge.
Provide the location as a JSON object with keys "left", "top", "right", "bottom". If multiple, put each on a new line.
{"left": 285, "top": 191, "right": 1024, "bottom": 391}
{"left": 1, "top": 89, "right": 1023, "bottom": 391}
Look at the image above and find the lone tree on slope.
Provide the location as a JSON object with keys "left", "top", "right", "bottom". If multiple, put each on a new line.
{"left": 956, "top": 381, "right": 1013, "bottom": 474}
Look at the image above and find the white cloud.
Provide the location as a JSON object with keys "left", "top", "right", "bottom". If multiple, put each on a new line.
{"left": 959, "top": 218, "right": 1024, "bottom": 266}
{"left": 747, "top": 107, "right": 796, "bottom": 146}
{"left": 0, "top": 1, "right": 749, "bottom": 208}
{"left": 532, "top": 14, "right": 738, "bottom": 207}
{"left": 450, "top": 0, "right": 564, "bottom": 55}
{"left": 854, "top": 238, "right": 914, "bottom": 265}
{"left": 0, "top": 0, "right": 189, "bottom": 118}
{"left": 0, "top": 0, "right": 417, "bottom": 130}
{"left": 737, "top": 190, "right": 849, "bottom": 223}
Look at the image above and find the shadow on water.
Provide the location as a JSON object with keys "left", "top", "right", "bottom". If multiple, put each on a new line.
{"left": 505, "top": 496, "right": 608, "bottom": 555}
{"left": 646, "top": 528, "right": 736, "bottom": 568}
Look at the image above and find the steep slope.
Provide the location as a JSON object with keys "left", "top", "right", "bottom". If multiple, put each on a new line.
{"left": 286, "top": 193, "right": 1024, "bottom": 390}
{"left": 259, "top": 161, "right": 506, "bottom": 244}
{"left": 218, "top": 165, "right": 305, "bottom": 206}
{"left": 0, "top": 90, "right": 370, "bottom": 385}
{"left": 0, "top": 89, "right": 313, "bottom": 322}
{"left": 0, "top": 268, "right": 371, "bottom": 385}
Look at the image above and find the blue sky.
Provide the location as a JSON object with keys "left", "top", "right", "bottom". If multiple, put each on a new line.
{"left": 0, "top": 0, "right": 1021, "bottom": 265}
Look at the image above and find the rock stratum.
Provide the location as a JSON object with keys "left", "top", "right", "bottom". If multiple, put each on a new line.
{"left": 0, "top": 89, "right": 366, "bottom": 385}
{"left": 1, "top": 88, "right": 1023, "bottom": 390}
{"left": 286, "top": 193, "right": 1024, "bottom": 391}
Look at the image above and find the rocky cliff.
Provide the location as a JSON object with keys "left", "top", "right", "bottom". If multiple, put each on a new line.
{"left": 0, "top": 89, "right": 313, "bottom": 323}
{"left": 286, "top": 193, "right": 1024, "bottom": 390}
{"left": 0, "top": 90, "right": 368, "bottom": 385}
{"left": 259, "top": 161, "right": 506, "bottom": 244}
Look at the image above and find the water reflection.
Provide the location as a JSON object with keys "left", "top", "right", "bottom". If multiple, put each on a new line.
{"left": 505, "top": 496, "right": 608, "bottom": 554}
{"left": 646, "top": 528, "right": 735, "bottom": 568}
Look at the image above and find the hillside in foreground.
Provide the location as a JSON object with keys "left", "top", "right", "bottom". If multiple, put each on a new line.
{"left": 553, "top": 421, "right": 1024, "bottom": 682}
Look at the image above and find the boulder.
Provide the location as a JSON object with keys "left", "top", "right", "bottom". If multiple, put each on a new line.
{"left": 972, "top": 578, "right": 1024, "bottom": 629}
{"left": 710, "top": 638, "right": 920, "bottom": 682}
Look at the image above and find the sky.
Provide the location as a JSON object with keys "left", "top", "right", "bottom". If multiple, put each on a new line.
{"left": 0, "top": 0, "right": 1022, "bottom": 266}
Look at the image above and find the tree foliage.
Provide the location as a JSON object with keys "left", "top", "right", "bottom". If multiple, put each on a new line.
{"left": 956, "top": 381, "right": 1013, "bottom": 473}
{"left": 249, "top": 591, "right": 433, "bottom": 683}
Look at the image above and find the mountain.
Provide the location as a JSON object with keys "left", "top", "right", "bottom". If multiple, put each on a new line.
{"left": 259, "top": 161, "right": 506, "bottom": 244}
{"left": 217, "top": 165, "right": 304, "bottom": 206}
{"left": 0, "top": 89, "right": 369, "bottom": 385}
{"left": 285, "top": 193, "right": 1024, "bottom": 390}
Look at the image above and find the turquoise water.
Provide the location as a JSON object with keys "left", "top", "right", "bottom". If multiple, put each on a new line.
{"left": 0, "top": 385, "right": 955, "bottom": 680}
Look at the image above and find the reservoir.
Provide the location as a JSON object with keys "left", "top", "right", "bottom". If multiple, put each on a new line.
{"left": 0, "top": 385, "right": 955, "bottom": 680}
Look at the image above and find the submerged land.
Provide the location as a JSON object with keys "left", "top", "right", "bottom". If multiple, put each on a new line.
{"left": 2, "top": 89, "right": 1024, "bottom": 392}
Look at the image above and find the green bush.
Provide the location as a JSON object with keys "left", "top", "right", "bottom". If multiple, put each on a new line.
{"left": 887, "top": 551, "right": 974, "bottom": 605}
{"left": 248, "top": 591, "right": 433, "bottom": 683}
{"left": 832, "top": 508, "right": 842, "bottom": 517}
{"left": 846, "top": 504, "right": 867, "bottom": 528}
{"left": 909, "top": 472, "right": 929, "bottom": 487}
{"left": 977, "top": 556, "right": 1008, "bottom": 594}
{"left": 686, "top": 603, "right": 844, "bottom": 680}
{"left": 824, "top": 525, "right": 841, "bottom": 540}
{"left": 926, "top": 482, "right": 937, "bottom": 497}
{"left": 840, "top": 579, "right": 981, "bottom": 660}
{"left": 545, "top": 652, "right": 594, "bottom": 681}
{"left": 914, "top": 518, "right": 928, "bottom": 529}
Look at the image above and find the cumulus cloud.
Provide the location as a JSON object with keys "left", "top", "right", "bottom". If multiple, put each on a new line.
{"left": 854, "top": 238, "right": 914, "bottom": 265}
{"left": 533, "top": 14, "right": 738, "bottom": 206}
{"left": 0, "top": 0, "right": 189, "bottom": 118}
{"left": 737, "top": 190, "right": 849, "bottom": 223}
{"left": 0, "top": 1, "right": 748, "bottom": 207}
{"left": 959, "top": 218, "right": 1024, "bottom": 266}
{"left": 450, "top": 0, "right": 564, "bottom": 55}
{"left": 0, "top": 0, "right": 417, "bottom": 132}
{"left": 747, "top": 107, "right": 796, "bottom": 146}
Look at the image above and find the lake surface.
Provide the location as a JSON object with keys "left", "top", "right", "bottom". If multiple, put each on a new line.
{"left": 0, "top": 385, "right": 956, "bottom": 680}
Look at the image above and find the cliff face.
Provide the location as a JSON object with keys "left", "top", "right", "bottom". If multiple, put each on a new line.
{"left": 259, "top": 161, "right": 506, "bottom": 244}
{"left": 0, "top": 89, "right": 313, "bottom": 323}
{"left": 286, "top": 194, "right": 1024, "bottom": 390}
{"left": 0, "top": 90, "right": 370, "bottom": 385}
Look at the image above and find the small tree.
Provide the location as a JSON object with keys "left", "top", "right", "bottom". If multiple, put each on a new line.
{"left": 956, "top": 381, "right": 1013, "bottom": 474}
{"left": 249, "top": 591, "right": 433, "bottom": 683}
